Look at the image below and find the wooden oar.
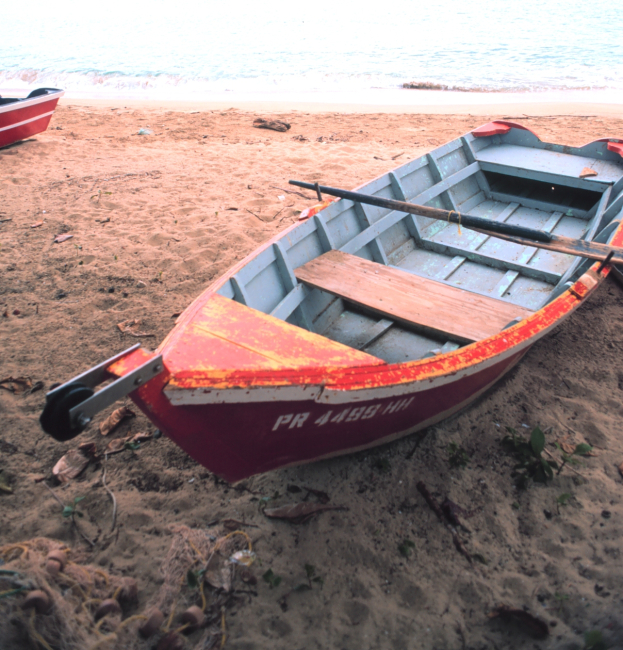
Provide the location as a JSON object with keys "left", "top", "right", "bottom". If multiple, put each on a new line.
{"left": 289, "top": 180, "right": 623, "bottom": 265}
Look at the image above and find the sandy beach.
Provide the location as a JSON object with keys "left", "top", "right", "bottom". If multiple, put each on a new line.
{"left": 1, "top": 98, "right": 623, "bottom": 650}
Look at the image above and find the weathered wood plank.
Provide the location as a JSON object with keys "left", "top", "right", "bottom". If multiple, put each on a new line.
{"left": 294, "top": 251, "right": 533, "bottom": 344}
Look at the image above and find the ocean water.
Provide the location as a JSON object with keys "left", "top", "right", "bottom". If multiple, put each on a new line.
{"left": 2, "top": 0, "right": 623, "bottom": 101}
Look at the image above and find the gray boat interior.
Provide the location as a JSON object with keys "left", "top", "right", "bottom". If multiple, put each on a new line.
{"left": 217, "top": 129, "right": 623, "bottom": 364}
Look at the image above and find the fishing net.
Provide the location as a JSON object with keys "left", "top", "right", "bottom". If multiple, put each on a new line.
{"left": 0, "top": 526, "right": 254, "bottom": 650}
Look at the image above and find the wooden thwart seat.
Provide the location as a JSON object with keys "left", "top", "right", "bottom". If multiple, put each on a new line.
{"left": 294, "top": 250, "right": 533, "bottom": 344}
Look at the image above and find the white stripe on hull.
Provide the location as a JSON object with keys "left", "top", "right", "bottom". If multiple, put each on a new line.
{"left": 0, "top": 111, "right": 54, "bottom": 133}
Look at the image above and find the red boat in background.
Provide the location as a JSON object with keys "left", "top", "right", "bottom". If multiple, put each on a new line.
{"left": 0, "top": 88, "right": 64, "bottom": 148}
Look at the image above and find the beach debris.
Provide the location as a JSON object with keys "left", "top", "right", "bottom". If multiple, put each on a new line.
{"left": 0, "top": 471, "right": 13, "bottom": 494}
{"left": 253, "top": 117, "right": 291, "bottom": 132}
{"left": 0, "top": 376, "right": 32, "bottom": 394}
{"left": 179, "top": 605, "right": 205, "bottom": 631}
{"left": 298, "top": 198, "right": 339, "bottom": 221}
{"left": 116, "top": 318, "right": 155, "bottom": 337}
{"left": 52, "top": 447, "right": 92, "bottom": 484}
{"left": 579, "top": 167, "right": 598, "bottom": 178}
{"left": 302, "top": 486, "right": 330, "bottom": 504}
{"left": 105, "top": 430, "right": 153, "bottom": 454}
{"left": 223, "top": 518, "right": 259, "bottom": 530}
{"left": 94, "top": 597, "right": 121, "bottom": 621}
{"left": 99, "top": 405, "right": 135, "bottom": 436}
{"left": 139, "top": 608, "right": 164, "bottom": 639}
{"left": 53, "top": 233, "right": 73, "bottom": 243}
{"left": 138, "top": 128, "right": 153, "bottom": 135}
{"left": 263, "top": 502, "right": 348, "bottom": 524}
{"left": 45, "top": 550, "right": 67, "bottom": 576}
{"left": 292, "top": 134, "right": 308, "bottom": 141}
{"left": 30, "top": 221, "right": 44, "bottom": 228}
{"left": 21, "top": 590, "right": 52, "bottom": 615}
{"left": 229, "top": 550, "right": 256, "bottom": 567}
{"left": 416, "top": 481, "right": 472, "bottom": 564}
{"left": 489, "top": 605, "right": 549, "bottom": 639}
{"left": 441, "top": 498, "right": 475, "bottom": 531}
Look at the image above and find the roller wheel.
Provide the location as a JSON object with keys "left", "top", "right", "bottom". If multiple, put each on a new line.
{"left": 39, "top": 383, "right": 94, "bottom": 442}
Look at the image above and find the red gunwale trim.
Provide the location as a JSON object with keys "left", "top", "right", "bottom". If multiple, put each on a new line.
{"left": 472, "top": 120, "right": 541, "bottom": 139}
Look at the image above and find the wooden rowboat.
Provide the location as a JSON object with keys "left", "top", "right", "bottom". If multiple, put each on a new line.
{"left": 40, "top": 121, "right": 623, "bottom": 482}
{"left": 0, "top": 88, "right": 64, "bottom": 149}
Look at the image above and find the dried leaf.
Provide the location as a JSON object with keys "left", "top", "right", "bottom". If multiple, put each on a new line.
{"left": 54, "top": 234, "right": 73, "bottom": 243}
{"left": 116, "top": 318, "right": 155, "bottom": 338}
{"left": 252, "top": 118, "right": 291, "bottom": 132}
{"left": 105, "top": 437, "right": 129, "bottom": 454}
{"left": 0, "top": 470, "right": 13, "bottom": 494}
{"left": 52, "top": 449, "right": 90, "bottom": 484}
{"left": 99, "top": 406, "right": 135, "bottom": 436}
{"left": 0, "top": 376, "right": 32, "bottom": 394}
{"left": 204, "top": 565, "right": 232, "bottom": 592}
{"left": 490, "top": 605, "right": 549, "bottom": 639}
{"left": 303, "top": 486, "right": 330, "bottom": 504}
{"left": 105, "top": 431, "right": 152, "bottom": 454}
{"left": 579, "top": 167, "right": 598, "bottom": 178}
{"left": 78, "top": 442, "right": 98, "bottom": 457}
{"left": 263, "top": 502, "right": 348, "bottom": 524}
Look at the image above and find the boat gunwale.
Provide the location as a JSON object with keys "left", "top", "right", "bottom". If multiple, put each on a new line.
{"left": 155, "top": 126, "right": 623, "bottom": 395}
{"left": 0, "top": 89, "right": 65, "bottom": 116}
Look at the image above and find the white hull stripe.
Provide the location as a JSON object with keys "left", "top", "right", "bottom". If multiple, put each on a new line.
{"left": 0, "top": 111, "right": 55, "bottom": 133}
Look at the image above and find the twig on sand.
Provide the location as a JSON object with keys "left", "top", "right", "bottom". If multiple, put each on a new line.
{"left": 244, "top": 208, "right": 265, "bottom": 222}
{"left": 102, "top": 458, "right": 118, "bottom": 533}
{"left": 43, "top": 482, "right": 95, "bottom": 547}
{"left": 269, "top": 185, "right": 314, "bottom": 200}
{"left": 416, "top": 481, "right": 472, "bottom": 564}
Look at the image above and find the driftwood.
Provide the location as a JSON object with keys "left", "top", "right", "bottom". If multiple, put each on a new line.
{"left": 253, "top": 118, "right": 291, "bottom": 133}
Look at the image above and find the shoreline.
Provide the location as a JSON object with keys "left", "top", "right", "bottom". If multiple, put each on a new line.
{"left": 5, "top": 85, "right": 621, "bottom": 116}
{"left": 59, "top": 95, "right": 623, "bottom": 117}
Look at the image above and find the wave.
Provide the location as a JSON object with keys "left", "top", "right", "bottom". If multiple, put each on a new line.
{"left": 1, "top": 68, "right": 621, "bottom": 103}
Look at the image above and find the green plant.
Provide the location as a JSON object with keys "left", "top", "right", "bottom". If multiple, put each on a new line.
{"left": 398, "top": 539, "right": 416, "bottom": 558}
{"left": 447, "top": 442, "right": 470, "bottom": 468}
{"left": 502, "top": 426, "right": 557, "bottom": 488}
{"left": 584, "top": 630, "right": 608, "bottom": 650}
{"left": 293, "top": 564, "right": 324, "bottom": 591}
{"left": 62, "top": 496, "right": 85, "bottom": 519}
{"left": 262, "top": 568, "right": 282, "bottom": 589}
{"left": 372, "top": 457, "right": 391, "bottom": 473}
{"left": 555, "top": 442, "right": 592, "bottom": 475}
{"left": 557, "top": 493, "right": 572, "bottom": 506}
{"left": 553, "top": 592, "right": 569, "bottom": 614}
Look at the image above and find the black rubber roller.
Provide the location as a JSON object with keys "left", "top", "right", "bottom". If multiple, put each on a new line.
{"left": 39, "top": 383, "right": 94, "bottom": 442}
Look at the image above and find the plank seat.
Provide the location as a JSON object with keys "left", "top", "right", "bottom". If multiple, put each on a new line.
{"left": 294, "top": 251, "right": 534, "bottom": 344}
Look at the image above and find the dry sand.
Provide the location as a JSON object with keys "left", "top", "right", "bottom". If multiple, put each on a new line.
{"left": 1, "top": 100, "right": 623, "bottom": 650}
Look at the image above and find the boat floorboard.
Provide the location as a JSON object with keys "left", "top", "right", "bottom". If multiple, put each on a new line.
{"left": 294, "top": 250, "right": 534, "bottom": 344}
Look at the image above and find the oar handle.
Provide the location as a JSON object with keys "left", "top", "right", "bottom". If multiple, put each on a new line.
{"left": 289, "top": 180, "right": 553, "bottom": 244}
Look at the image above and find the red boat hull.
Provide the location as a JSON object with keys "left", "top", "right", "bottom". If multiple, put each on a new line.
{"left": 0, "top": 90, "right": 64, "bottom": 148}
{"left": 119, "top": 346, "right": 527, "bottom": 483}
